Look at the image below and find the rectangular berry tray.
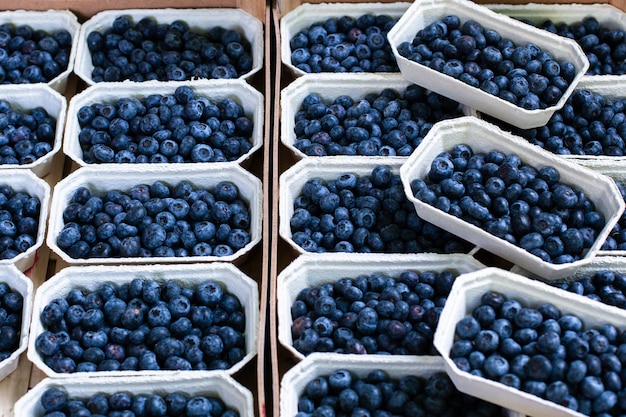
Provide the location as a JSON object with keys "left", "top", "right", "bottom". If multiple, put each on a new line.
{"left": 280, "top": 352, "right": 523, "bottom": 417}
{"left": 279, "top": 156, "right": 478, "bottom": 256}
{"left": 399, "top": 116, "right": 624, "bottom": 280}
{"left": 0, "top": 84, "right": 67, "bottom": 178}
{"left": 0, "top": 169, "right": 50, "bottom": 272}
{"left": 433, "top": 267, "right": 626, "bottom": 417}
{"left": 386, "top": 0, "right": 589, "bottom": 129}
{"left": 46, "top": 163, "right": 262, "bottom": 265}
{"left": 74, "top": 8, "right": 264, "bottom": 85}
{"left": 277, "top": 252, "right": 486, "bottom": 361}
{"left": 63, "top": 79, "right": 264, "bottom": 168}
{"left": 280, "top": 72, "right": 474, "bottom": 159}
{"left": 279, "top": 2, "right": 411, "bottom": 77}
{"left": 0, "top": 10, "right": 80, "bottom": 93}
{"left": 0, "top": 265, "right": 32, "bottom": 383}
{"left": 15, "top": 373, "right": 254, "bottom": 417}
{"left": 27, "top": 262, "right": 259, "bottom": 378}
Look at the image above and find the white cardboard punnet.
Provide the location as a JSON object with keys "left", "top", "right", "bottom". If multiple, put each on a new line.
{"left": 64, "top": 79, "right": 264, "bottom": 167}
{"left": 433, "top": 267, "right": 626, "bottom": 417}
{"left": 399, "top": 116, "right": 624, "bottom": 280}
{"left": 280, "top": 2, "right": 410, "bottom": 77}
{"left": 0, "top": 264, "right": 32, "bottom": 383}
{"left": 280, "top": 73, "right": 471, "bottom": 159}
{"left": 386, "top": 0, "right": 590, "bottom": 129}
{"left": 279, "top": 156, "right": 475, "bottom": 256}
{"left": 0, "top": 10, "right": 80, "bottom": 93}
{"left": 277, "top": 253, "right": 486, "bottom": 361}
{"left": 0, "top": 84, "right": 67, "bottom": 177}
{"left": 28, "top": 262, "right": 259, "bottom": 378}
{"left": 281, "top": 353, "right": 523, "bottom": 417}
{"left": 0, "top": 169, "right": 50, "bottom": 272}
{"left": 15, "top": 373, "right": 254, "bottom": 417}
{"left": 74, "top": 8, "right": 263, "bottom": 85}
{"left": 46, "top": 163, "right": 262, "bottom": 265}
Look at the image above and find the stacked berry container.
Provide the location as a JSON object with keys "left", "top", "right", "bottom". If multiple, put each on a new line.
{"left": 433, "top": 267, "right": 626, "bottom": 417}
{"left": 0, "top": 264, "right": 33, "bottom": 383}
{"left": 15, "top": 373, "right": 254, "bottom": 417}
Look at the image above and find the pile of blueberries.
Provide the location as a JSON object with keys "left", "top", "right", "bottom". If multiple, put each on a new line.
{"left": 490, "top": 88, "right": 626, "bottom": 157}
{"left": 290, "top": 165, "right": 473, "bottom": 254}
{"left": 602, "top": 180, "right": 626, "bottom": 251}
{"left": 290, "top": 269, "right": 458, "bottom": 356}
{"left": 0, "top": 23, "right": 72, "bottom": 84}
{"left": 0, "top": 184, "right": 40, "bottom": 260}
{"left": 0, "top": 99, "right": 56, "bottom": 166}
{"left": 86, "top": 15, "right": 254, "bottom": 82}
{"left": 396, "top": 15, "right": 577, "bottom": 110}
{"left": 56, "top": 179, "right": 251, "bottom": 259}
{"left": 554, "top": 269, "right": 626, "bottom": 310}
{"left": 451, "top": 290, "right": 626, "bottom": 415}
{"left": 35, "top": 278, "right": 247, "bottom": 373}
{"left": 39, "top": 386, "right": 240, "bottom": 417}
{"left": 297, "top": 368, "right": 508, "bottom": 417}
{"left": 410, "top": 144, "right": 606, "bottom": 264}
{"left": 77, "top": 85, "right": 254, "bottom": 164}
{"left": 292, "top": 86, "right": 463, "bottom": 157}
{"left": 0, "top": 281, "right": 23, "bottom": 362}
{"left": 289, "top": 13, "right": 399, "bottom": 73}
{"left": 521, "top": 16, "right": 626, "bottom": 76}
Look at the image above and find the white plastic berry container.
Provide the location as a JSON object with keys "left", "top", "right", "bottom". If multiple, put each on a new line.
{"left": 63, "top": 79, "right": 264, "bottom": 168}
{"left": 0, "top": 169, "right": 50, "bottom": 272}
{"left": 399, "top": 116, "right": 624, "bottom": 280}
{"left": 280, "top": 73, "right": 473, "bottom": 160}
{"left": 0, "top": 84, "right": 67, "bottom": 178}
{"left": 280, "top": 352, "right": 523, "bottom": 417}
{"left": 15, "top": 373, "right": 254, "bottom": 417}
{"left": 277, "top": 252, "right": 486, "bottom": 361}
{"left": 433, "top": 267, "right": 626, "bottom": 417}
{"left": 387, "top": 0, "right": 589, "bottom": 129}
{"left": 280, "top": 2, "right": 410, "bottom": 77}
{"left": 27, "top": 262, "right": 259, "bottom": 378}
{"left": 74, "top": 8, "right": 263, "bottom": 85}
{"left": 279, "top": 156, "right": 476, "bottom": 256}
{"left": 0, "top": 10, "right": 80, "bottom": 93}
{"left": 46, "top": 163, "right": 262, "bottom": 265}
{"left": 0, "top": 264, "right": 32, "bottom": 383}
